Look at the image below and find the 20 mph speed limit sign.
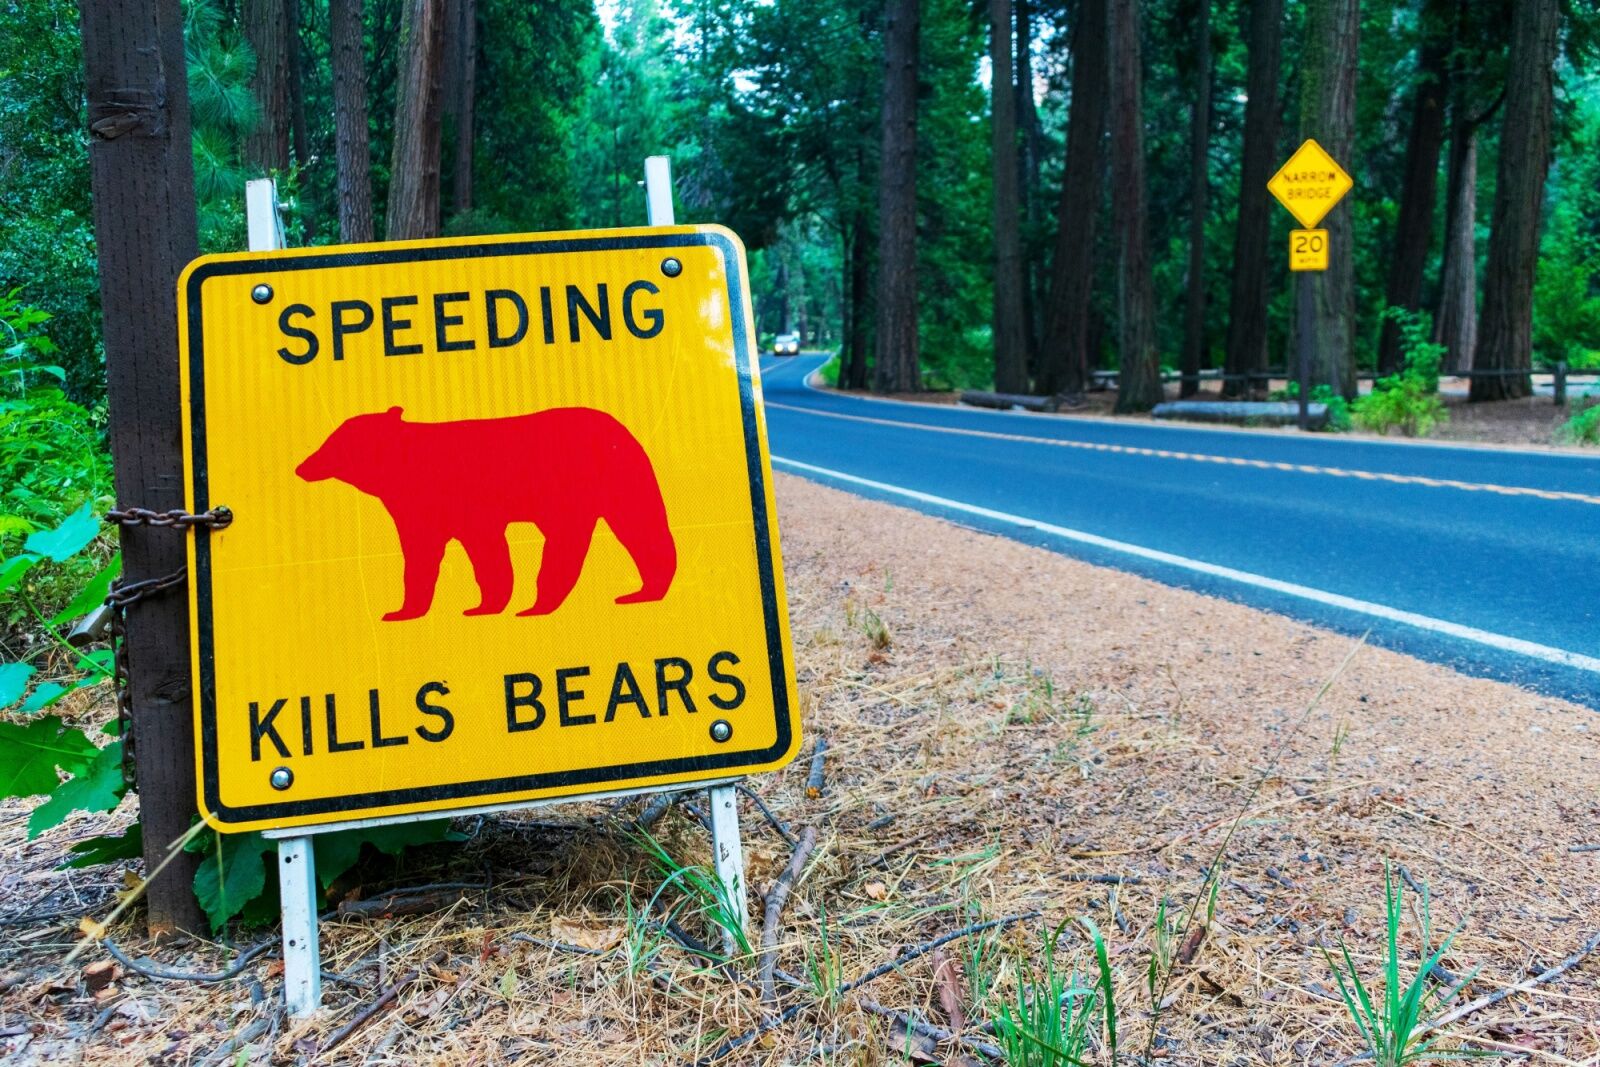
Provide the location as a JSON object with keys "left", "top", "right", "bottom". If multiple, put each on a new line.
{"left": 178, "top": 227, "right": 801, "bottom": 832}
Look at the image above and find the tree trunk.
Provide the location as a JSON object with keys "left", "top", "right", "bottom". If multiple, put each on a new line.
{"left": 450, "top": 0, "right": 476, "bottom": 215}
{"left": 1434, "top": 117, "right": 1478, "bottom": 373}
{"left": 1473, "top": 0, "right": 1559, "bottom": 401}
{"left": 991, "top": 0, "right": 1028, "bottom": 393}
{"left": 78, "top": 0, "right": 205, "bottom": 937}
{"left": 1222, "top": 0, "right": 1283, "bottom": 398}
{"left": 873, "top": 0, "right": 920, "bottom": 394}
{"left": 386, "top": 0, "right": 446, "bottom": 240}
{"left": 1037, "top": 0, "right": 1108, "bottom": 398}
{"left": 1108, "top": 0, "right": 1160, "bottom": 412}
{"left": 330, "top": 0, "right": 375, "bottom": 242}
{"left": 844, "top": 204, "right": 874, "bottom": 389}
{"left": 1376, "top": 0, "right": 1450, "bottom": 375}
{"left": 286, "top": 0, "right": 309, "bottom": 167}
{"left": 242, "top": 0, "right": 291, "bottom": 174}
{"left": 1016, "top": 0, "right": 1045, "bottom": 365}
{"left": 1179, "top": 0, "right": 1211, "bottom": 398}
{"left": 1292, "top": 0, "right": 1358, "bottom": 400}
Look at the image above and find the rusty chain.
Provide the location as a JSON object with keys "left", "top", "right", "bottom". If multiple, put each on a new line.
{"left": 101, "top": 505, "right": 229, "bottom": 789}
{"left": 106, "top": 506, "right": 232, "bottom": 530}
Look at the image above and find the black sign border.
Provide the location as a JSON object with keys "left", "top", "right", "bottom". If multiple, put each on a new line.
{"left": 185, "top": 231, "right": 793, "bottom": 825}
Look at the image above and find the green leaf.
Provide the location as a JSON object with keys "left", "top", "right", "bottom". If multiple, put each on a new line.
{"left": 49, "top": 553, "right": 120, "bottom": 625}
{"left": 312, "top": 818, "right": 460, "bottom": 890}
{"left": 20, "top": 680, "right": 68, "bottom": 713}
{"left": 28, "top": 740, "right": 126, "bottom": 838}
{"left": 0, "top": 555, "right": 36, "bottom": 595}
{"left": 35, "top": 365, "right": 66, "bottom": 382}
{"left": 0, "top": 716, "right": 98, "bottom": 797}
{"left": 59, "top": 824, "right": 144, "bottom": 869}
{"left": 498, "top": 965, "right": 518, "bottom": 999}
{"left": 0, "top": 662, "right": 35, "bottom": 708}
{"left": 192, "top": 830, "right": 276, "bottom": 931}
{"left": 23, "top": 504, "right": 100, "bottom": 562}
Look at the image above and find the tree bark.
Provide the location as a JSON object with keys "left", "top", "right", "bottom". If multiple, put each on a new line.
{"left": 450, "top": 0, "right": 476, "bottom": 215}
{"left": 330, "top": 0, "right": 375, "bottom": 242}
{"left": 844, "top": 203, "right": 874, "bottom": 389}
{"left": 873, "top": 0, "right": 920, "bottom": 394}
{"left": 1472, "top": 0, "right": 1559, "bottom": 401}
{"left": 1016, "top": 0, "right": 1044, "bottom": 365}
{"left": 286, "top": 0, "right": 309, "bottom": 167}
{"left": 1222, "top": 0, "right": 1283, "bottom": 398}
{"left": 1036, "top": 0, "right": 1108, "bottom": 398}
{"left": 78, "top": 0, "right": 205, "bottom": 937}
{"left": 1108, "top": 0, "right": 1160, "bottom": 412}
{"left": 1375, "top": 0, "right": 1450, "bottom": 375}
{"left": 991, "top": 0, "right": 1028, "bottom": 393}
{"left": 242, "top": 0, "right": 291, "bottom": 174}
{"left": 1179, "top": 0, "right": 1211, "bottom": 398}
{"left": 1292, "top": 0, "right": 1359, "bottom": 400}
{"left": 386, "top": 0, "right": 446, "bottom": 240}
{"left": 1434, "top": 115, "right": 1478, "bottom": 373}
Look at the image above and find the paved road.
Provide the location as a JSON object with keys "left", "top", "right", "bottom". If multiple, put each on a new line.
{"left": 757, "top": 354, "right": 1600, "bottom": 707}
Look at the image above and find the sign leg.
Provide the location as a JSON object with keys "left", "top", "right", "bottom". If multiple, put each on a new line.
{"left": 1297, "top": 273, "right": 1313, "bottom": 431}
{"left": 707, "top": 784, "right": 748, "bottom": 956}
{"left": 278, "top": 836, "right": 322, "bottom": 1017}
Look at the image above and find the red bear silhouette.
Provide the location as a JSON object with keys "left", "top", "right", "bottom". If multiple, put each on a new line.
{"left": 296, "top": 406, "right": 676, "bottom": 620}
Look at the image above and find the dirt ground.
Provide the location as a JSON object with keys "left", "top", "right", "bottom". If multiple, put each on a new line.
{"left": 3, "top": 473, "right": 1598, "bottom": 1066}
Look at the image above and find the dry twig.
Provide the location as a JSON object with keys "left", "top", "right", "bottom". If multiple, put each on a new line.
{"left": 759, "top": 825, "right": 818, "bottom": 1005}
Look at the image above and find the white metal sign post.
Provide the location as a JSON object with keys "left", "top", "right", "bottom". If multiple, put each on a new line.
{"left": 644, "top": 155, "right": 749, "bottom": 953}
{"left": 238, "top": 163, "right": 754, "bottom": 1017}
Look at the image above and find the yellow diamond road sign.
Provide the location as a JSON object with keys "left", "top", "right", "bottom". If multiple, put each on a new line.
{"left": 179, "top": 226, "right": 801, "bottom": 832}
{"left": 1267, "top": 139, "right": 1352, "bottom": 229}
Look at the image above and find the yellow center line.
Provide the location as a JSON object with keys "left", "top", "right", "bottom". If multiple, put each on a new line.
{"left": 764, "top": 401, "right": 1600, "bottom": 506}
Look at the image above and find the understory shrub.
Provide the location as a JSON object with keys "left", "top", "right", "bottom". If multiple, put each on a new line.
{"left": 1354, "top": 308, "right": 1447, "bottom": 438}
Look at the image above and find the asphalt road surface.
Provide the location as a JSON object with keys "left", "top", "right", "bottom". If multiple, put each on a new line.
{"left": 757, "top": 354, "right": 1600, "bottom": 707}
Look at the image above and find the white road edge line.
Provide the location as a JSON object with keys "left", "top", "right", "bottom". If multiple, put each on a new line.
{"left": 770, "top": 455, "right": 1600, "bottom": 676}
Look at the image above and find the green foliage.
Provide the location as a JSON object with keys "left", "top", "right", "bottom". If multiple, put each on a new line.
{"left": 639, "top": 832, "right": 753, "bottom": 959}
{"left": 993, "top": 923, "right": 1100, "bottom": 1067}
{"left": 1322, "top": 863, "right": 1481, "bottom": 1065}
{"left": 187, "top": 818, "right": 461, "bottom": 931}
{"left": 0, "top": 294, "right": 113, "bottom": 568}
{"left": 184, "top": 0, "right": 259, "bottom": 251}
{"left": 27, "top": 738, "right": 125, "bottom": 837}
{"left": 0, "top": 714, "right": 98, "bottom": 797}
{"left": 1353, "top": 309, "right": 1449, "bottom": 438}
{"left": 1272, "top": 382, "right": 1354, "bottom": 432}
{"left": 1559, "top": 401, "right": 1600, "bottom": 444}
{"left": 61, "top": 824, "right": 144, "bottom": 869}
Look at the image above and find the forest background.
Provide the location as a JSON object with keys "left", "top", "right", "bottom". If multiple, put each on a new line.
{"left": 7, "top": 0, "right": 1600, "bottom": 414}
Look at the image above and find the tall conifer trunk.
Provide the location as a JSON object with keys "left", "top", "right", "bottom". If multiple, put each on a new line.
{"left": 1223, "top": 0, "right": 1283, "bottom": 398}
{"left": 1037, "top": 0, "right": 1107, "bottom": 398}
{"left": 1179, "top": 0, "right": 1211, "bottom": 398}
{"left": 873, "top": 0, "right": 920, "bottom": 394}
{"left": 1293, "top": 0, "right": 1359, "bottom": 399}
{"left": 1108, "top": 0, "right": 1160, "bottom": 412}
{"left": 1376, "top": 0, "right": 1450, "bottom": 375}
{"left": 386, "top": 0, "right": 446, "bottom": 240}
{"left": 243, "top": 0, "right": 291, "bottom": 174}
{"left": 991, "top": 0, "right": 1029, "bottom": 393}
{"left": 1473, "top": 0, "right": 1560, "bottom": 401}
{"left": 330, "top": 0, "right": 374, "bottom": 241}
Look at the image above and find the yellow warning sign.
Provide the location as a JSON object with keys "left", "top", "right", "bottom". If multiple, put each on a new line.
{"left": 1267, "top": 139, "right": 1353, "bottom": 229}
{"left": 1289, "top": 229, "right": 1329, "bottom": 272}
{"left": 178, "top": 227, "right": 801, "bottom": 831}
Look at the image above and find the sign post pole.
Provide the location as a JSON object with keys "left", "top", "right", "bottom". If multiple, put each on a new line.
{"left": 643, "top": 154, "right": 749, "bottom": 952}
{"left": 245, "top": 177, "right": 322, "bottom": 1017}
{"left": 1268, "top": 141, "right": 1350, "bottom": 432}
{"left": 1297, "top": 274, "right": 1312, "bottom": 431}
